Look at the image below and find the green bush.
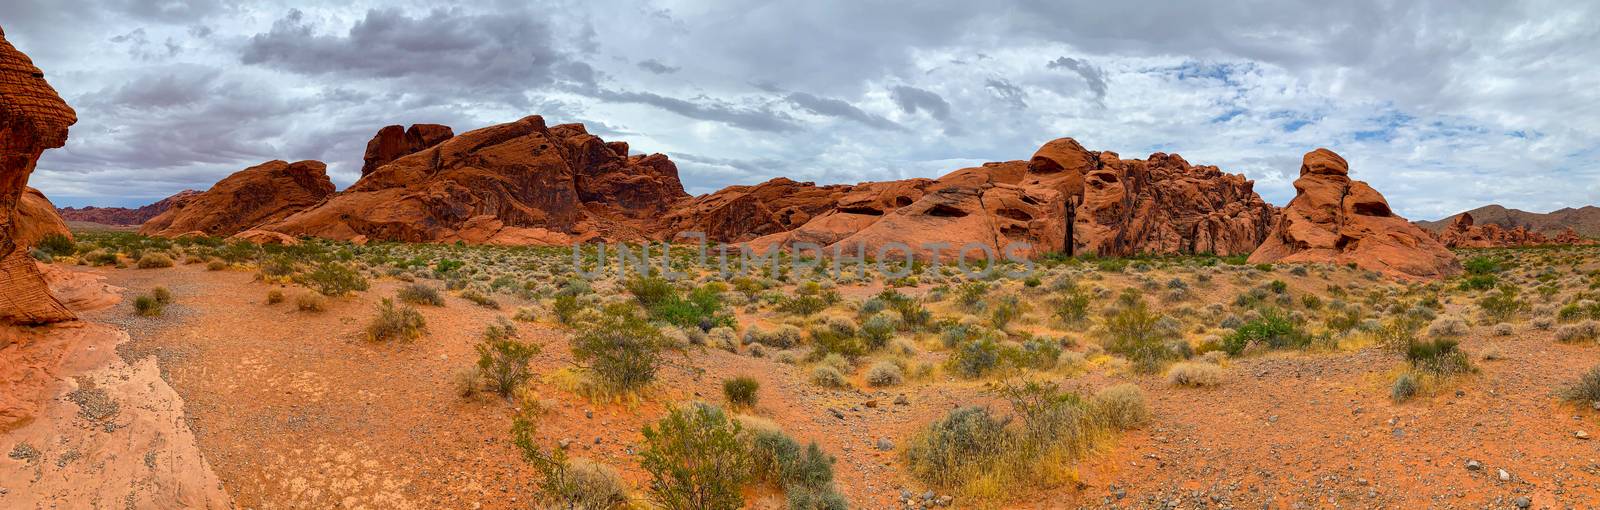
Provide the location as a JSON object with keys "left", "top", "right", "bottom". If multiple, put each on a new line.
{"left": 723, "top": 377, "right": 759, "bottom": 408}
{"left": 1051, "top": 285, "right": 1092, "bottom": 326}
{"left": 950, "top": 338, "right": 1001, "bottom": 378}
{"left": 475, "top": 320, "right": 539, "bottom": 396}
{"left": 133, "top": 295, "right": 164, "bottom": 317}
{"left": 36, "top": 233, "right": 75, "bottom": 257}
{"left": 1391, "top": 373, "right": 1418, "bottom": 402}
{"left": 1100, "top": 291, "right": 1177, "bottom": 372}
{"left": 553, "top": 294, "right": 581, "bottom": 325}
{"left": 860, "top": 313, "right": 897, "bottom": 349}
{"left": 570, "top": 304, "right": 669, "bottom": 393}
{"left": 297, "top": 262, "right": 369, "bottom": 296}
{"left": 1406, "top": 338, "right": 1472, "bottom": 376}
{"left": 639, "top": 403, "right": 752, "bottom": 510}
{"left": 397, "top": 283, "right": 445, "bottom": 306}
{"left": 366, "top": 298, "right": 427, "bottom": 342}
{"left": 1221, "top": 307, "right": 1308, "bottom": 355}
{"left": 866, "top": 360, "right": 905, "bottom": 387}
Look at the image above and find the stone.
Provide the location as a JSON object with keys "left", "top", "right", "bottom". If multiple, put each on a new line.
{"left": 258, "top": 117, "right": 687, "bottom": 245}
{"left": 140, "top": 160, "right": 336, "bottom": 238}
{"left": 1576, "top": 430, "right": 1590, "bottom": 440}
{"left": 1513, "top": 496, "right": 1531, "bottom": 508}
{"left": 1248, "top": 149, "right": 1461, "bottom": 281}
{"left": 1465, "top": 459, "right": 1482, "bottom": 471}
{"left": 876, "top": 437, "right": 894, "bottom": 451}
{"left": 14, "top": 187, "right": 70, "bottom": 249}
{"left": 361, "top": 123, "right": 454, "bottom": 177}
{"left": 1, "top": 27, "right": 78, "bottom": 324}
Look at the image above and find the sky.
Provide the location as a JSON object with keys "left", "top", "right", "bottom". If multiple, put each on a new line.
{"left": 4, "top": 0, "right": 1599, "bottom": 221}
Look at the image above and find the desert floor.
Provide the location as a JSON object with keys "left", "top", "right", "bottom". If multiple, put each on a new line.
{"left": 13, "top": 248, "right": 1587, "bottom": 510}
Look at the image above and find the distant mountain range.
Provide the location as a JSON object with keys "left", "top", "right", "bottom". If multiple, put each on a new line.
{"left": 1415, "top": 204, "right": 1600, "bottom": 238}
{"left": 57, "top": 190, "right": 200, "bottom": 226}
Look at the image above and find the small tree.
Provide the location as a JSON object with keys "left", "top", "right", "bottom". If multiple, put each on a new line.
{"left": 639, "top": 403, "right": 752, "bottom": 510}
{"left": 476, "top": 320, "right": 540, "bottom": 396}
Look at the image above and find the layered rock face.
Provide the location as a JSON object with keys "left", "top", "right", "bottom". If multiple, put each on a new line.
{"left": 260, "top": 116, "right": 688, "bottom": 245}
{"left": 58, "top": 189, "right": 200, "bottom": 225}
{"left": 695, "top": 137, "right": 1273, "bottom": 262}
{"left": 1248, "top": 149, "right": 1460, "bottom": 280}
{"left": 1435, "top": 212, "right": 1592, "bottom": 248}
{"left": 140, "top": 160, "right": 335, "bottom": 238}
{"left": 1, "top": 28, "right": 77, "bottom": 324}
{"left": 361, "top": 123, "right": 454, "bottom": 177}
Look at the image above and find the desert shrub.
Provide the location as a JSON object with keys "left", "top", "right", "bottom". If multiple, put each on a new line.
{"left": 397, "top": 283, "right": 445, "bottom": 306}
{"left": 206, "top": 260, "right": 227, "bottom": 271}
{"left": 810, "top": 366, "right": 848, "bottom": 388}
{"left": 950, "top": 337, "right": 1001, "bottom": 378}
{"left": 989, "top": 295, "right": 1022, "bottom": 330}
{"left": 552, "top": 294, "right": 581, "bottom": 325}
{"left": 133, "top": 295, "right": 164, "bottom": 317}
{"left": 1391, "top": 373, "right": 1419, "bottom": 402}
{"left": 367, "top": 298, "right": 427, "bottom": 342}
{"left": 297, "top": 262, "right": 369, "bottom": 296}
{"left": 1478, "top": 286, "right": 1525, "bottom": 323}
{"left": 1101, "top": 291, "right": 1178, "bottom": 371}
{"left": 903, "top": 406, "right": 1011, "bottom": 489}
{"left": 865, "top": 360, "right": 904, "bottom": 387}
{"left": 723, "top": 377, "right": 760, "bottom": 408}
{"left": 876, "top": 289, "right": 930, "bottom": 330}
{"left": 745, "top": 324, "right": 803, "bottom": 349}
{"left": 1221, "top": 307, "right": 1309, "bottom": 355}
{"left": 625, "top": 276, "right": 677, "bottom": 307}
{"left": 1493, "top": 323, "right": 1514, "bottom": 336}
{"left": 743, "top": 420, "right": 845, "bottom": 508}
{"left": 459, "top": 288, "right": 500, "bottom": 309}
{"left": 136, "top": 253, "right": 174, "bottom": 269}
{"left": 1426, "top": 316, "right": 1468, "bottom": 339}
{"left": 1406, "top": 338, "right": 1472, "bottom": 376}
{"left": 570, "top": 304, "right": 669, "bottom": 393}
{"left": 266, "top": 289, "right": 285, "bottom": 304}
{"left": 1051, "top": 284, "right": 1093, "bottom": 326}
{"left": 859, "top": 313, "right": 897, "bottom": 349}
{"left": 808, "top": 323, "right": 865, "bottom": 359}
{"left": 1375, "top": 314, "right": 1427, "bottom": 352}
{"left": 639, "top": 403, "right": 752, "bottom": 510}
{"left": 1091, "top": 383, "right": 1149, "bottom": 430}
{"left": 1560, "top": 365, "right": 1600, "bottom": 404}
{"left": 1166, "top": 362, "right": 1223, "bottom": 387}
{"left": 1556, "top": 321, "right": 1600, "bottom": 343}
{"left": 150, "top": 286, "right": 173, "bottom": 304}
{"left": 295, "top": 293, "right": 326, "bottom": 312}
{"left": 1463, "top": 255, "right": 1502, "bottom": 275}
{"left": 36, "top": 233, "right": 74, "bottom": 257}
{"left": 475, "top": 320, "right": 539, "bottom": 396}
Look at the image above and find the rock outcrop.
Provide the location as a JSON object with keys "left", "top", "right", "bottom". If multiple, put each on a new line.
{"left": 259, "top": 116, "right": 688, "bottom": 244}
{"left": 140, "top": 160, "right": 335, "bottom": 238}
{"left": 1, "top": 27, "right": 77, "bottom": 324}
{"left": 16, "top": 186, "right": 70, "bottom": 248}
{"left": 1417, "top": 204, "right": 1600, "bottom": 239}
{"left": 697, "top": 137, "right": 1274, "bottom": 262}
{"left": 361, "top": 123, "right": 454, "bottom": 177}
{"left": 1434, "top": 212, "right": 1592, "bottom": 248}
{"left": 1248, "top": 149, "right": 1460, "bottom": 280}
{"left": 57, "top": 189, "right": 200, "bottom": 225}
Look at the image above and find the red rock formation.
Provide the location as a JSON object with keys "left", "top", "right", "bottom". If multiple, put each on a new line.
{"left": 1249, "top": 149, "right": 1459, "bottom": 280}
{"left": 15, "top": 187, "right": 70, "bottom": 249}
{"left": 720, "top": 137, "right": 1273, "bottom": 262}
{"left": 258, "top": 116, "right": 688, "bottom": 244}
{"left": 1435, "top": 211, "right": 1590, "bottom": 248}
{"left": 139, "top": 160, "right": 335, "bottom": 238}
{"left": 360, "top": 124, "right": 454, "bottom": 177}
{"left": 1, "top": 28, "right": 77, "bottom": 324}
{"left": 57, "top": 189, "right": 200, "bottom": 225}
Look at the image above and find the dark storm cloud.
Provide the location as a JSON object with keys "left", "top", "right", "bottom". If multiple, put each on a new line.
{"left": 587, "top": 88, "right": 801, "bottom": 132}
{"left": 1047, "top": 57, "right": 1108, "bottom": 101}
{"left": 785, "top": 92, "right": 904, "bottom": 131}
{"left": 985, "top": 78, "right": 1028, "bottom": 109}
{"left": 637, "top": 58, "right": 679, "bottom": 74}
{"left": 240, "top": 8, "right": 592, "bottom": 96}
{"left": 890, "top": 85, "right": 951, "bottom": 120}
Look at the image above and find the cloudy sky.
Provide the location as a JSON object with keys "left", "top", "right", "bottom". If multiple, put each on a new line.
{"left": 5, "top": 0, "right": 1598, "bottom": 220}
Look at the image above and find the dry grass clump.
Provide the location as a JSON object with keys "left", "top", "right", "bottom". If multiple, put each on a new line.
{"left": 366, "top": 298, "right": 427, "bottom": 342}
{"left": 295, "top": 293, "right": 326, "bottom": 312}
{"left": 136, "top": 253, "right": 174, "bottom": 269}
{"left": 1166, "top": 361, "right": 1223, "bottom": 387}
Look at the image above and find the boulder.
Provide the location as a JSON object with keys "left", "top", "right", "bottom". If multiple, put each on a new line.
{"left": 57, "top": 189, "right": 200, "bottom": 226}
{"left": 15, "top": 187, "right": 70, "bottom": 249}
{"left": 360, "top": 123, "right": 454, "bottom": 177}
{"left": 140, "top": 160, "right": 335, "bottom": 238}
{"left": 1, "top": 28, "right": 77, "bottom": 324}
{"left": 257, "top": 116, "right": 688, "bottom": 244}
{"left": 1248, "top": 149, "right": 1460, "bottom": 280}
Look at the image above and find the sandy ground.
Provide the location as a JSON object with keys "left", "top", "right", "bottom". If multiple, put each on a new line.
{"left": 8, "top": 260, "right": 1600, "bottom": 509}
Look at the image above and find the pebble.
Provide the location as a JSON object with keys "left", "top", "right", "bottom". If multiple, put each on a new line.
{"left": 1466, "top": 459, "right": 1482, "bottom": 471}
{"left": 1498, "top": 468, "right": 1510, "bottom": 481}
{"left": 1514, "top": 496, "right": 1531, "bottom": 508}
{"left": 877, "top": 438, "right": 895, "bottom": 451}
{"left": 894, "top": 394, "right": 910, "bottom": 405}
{"left": 1577, "top": 430, "right": 1591, "bottom": 440}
